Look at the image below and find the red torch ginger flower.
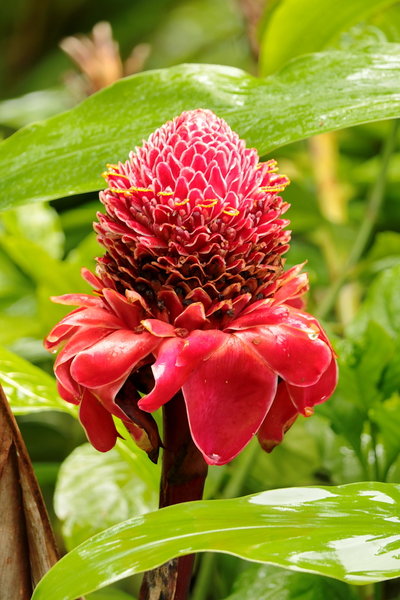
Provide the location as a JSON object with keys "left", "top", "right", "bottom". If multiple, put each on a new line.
{"left": 45, "top": 109, "right": 337, "bottom": 465}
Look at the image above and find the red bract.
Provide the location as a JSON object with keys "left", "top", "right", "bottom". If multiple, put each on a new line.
{"left": 45, "top": 109, "right": 337, "bottom": 465}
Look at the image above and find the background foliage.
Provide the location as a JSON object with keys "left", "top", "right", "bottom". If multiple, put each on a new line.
{"left": 1, "top": 0, "right": 400, "bottom": 598}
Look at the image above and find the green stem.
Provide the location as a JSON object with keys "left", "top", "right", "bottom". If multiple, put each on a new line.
{"left": 191, "top": 441, "right": 259, "bottom": 600}
{"left": 317, "top": 119, "right": 399, "bottom": 320}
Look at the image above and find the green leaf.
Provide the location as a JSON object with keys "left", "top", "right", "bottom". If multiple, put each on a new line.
{"left": 87, "top": 590, "right": 135, "bottom": 600}
{"left": 347, "top": 264, "right": 400, "bottom": 338}
{"left": 225, "top": 564, "right": 357, "bottom": 600}
{"left": 32, "top": 483, "right": 400, "bottom": 599}
{"left": 4, "top": 46, "right": 400, "bottom": 208}
{"left": 0, "top": 344, "right": 75, "bottom": 416}
{"left": 370, "top": 393, "right": 400, "bottom": 476}
{"left": 259, "top": 0, "right": 398, "bottom": 75}
{"left": 54, "top": 443, "right": 159, "bottom": 549}
{"left": 0, "top": 89, "right": 75, "bottom": 128}
{"left": 364, "top": 231, "right": 400, "bottom": 275}
{"left": 0, "top": 202, "right": 65, "bottom": 259}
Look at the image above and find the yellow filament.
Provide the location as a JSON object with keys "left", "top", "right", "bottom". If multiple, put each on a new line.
{"left": 174, "top": 198, "right": 190, "bottom": 206}
{"left": 108, "top": 187, "right": 132, "bottom": 195}
{"left": 222, "top": 207, "right": 240, "bottom": 216}
{"left": 260, "top": 183, "right": 289, "bottom": 193}
{"left": 129, "top": 186, "right": 153, "bottom": 193}
{"left": 106, "top": 163, "right": 118, "bottom": 170}
{"left": 198, "top": 198, "right": 219, "bottom": 208}
{"left": 158, "top": 191, "right": 174, "bottom": 196}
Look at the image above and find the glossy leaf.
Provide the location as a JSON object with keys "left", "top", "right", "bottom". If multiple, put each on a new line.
{"left": 54, "top": 442, "right": 159, "bottom": 549}
{"left": 225, "top": 564, "right": 357, "bottom": 600}
{"left": 32, "top": 483, "right": 400, "bottom": 599}
{"left": 4, "top": 45, "right": 400, "bottom": 208}
{"left": 0, "top": 345, "right": 75, "bottom": 416}
{"left": 259, "top": 0, "right": 397, "bottom": 75}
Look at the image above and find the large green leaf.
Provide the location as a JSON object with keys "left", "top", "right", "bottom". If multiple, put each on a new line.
{"left": 0, "top": 345, "right": 75, "bottom": 416}
{"left": 32, "top": 483, "right": 400, "bottom": 599}
{"left": 259, "top": 0, "right": 397, "bottom": 75}
{"left": 4, "top": 45, "right": 400, "bottom": 209}
{"left": 54, "top": 443, "right": 159, "bottom": 549}
{"left": 225, "top": 564, "right": 357, "bottom": 600}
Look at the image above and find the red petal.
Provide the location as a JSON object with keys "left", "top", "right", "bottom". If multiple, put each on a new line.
{"left": 70, "top": 329, "right": 159, "bottom": 388}
{"left": 55, "top": 359, "right": 80, "bottom": 398}
{"left": 102, "top": 289, "right": 142, "bottom": 327}
{"left": 286, "top": 357, "right": 338, "bottom": 415}
{"left": 54, "top": 327, "right": 111, "bottom": 366}
{"left": 141, "top": 319, "right": 176, "bottom": 337}
{"left": 182, "top": 335, "right": 277, "bottom": 465}
{"left": 174, "top": 302, "right": 207, "bottom": 330}
{"left": 79, "top": 390, "right": 119, "bottom": 452}
{"left": 50, "top": 294, "right": 103, "bottom": 307}
{"left": 235, "top": 320, "right": 332, "bottom": 387}
{"left": 56, "top": 380, "right": 80, "bottom": 405}
{"left": 139, "top": 330, "right": 226, "bottom": 412}
{"left": 257, "top": 383, "right": 299, "bottom": 452}
{"left": 55, "top": 307, "right": 123, "bottom": 335}
{"left": 81, "top": 268, "right": 104, "bottom": 290}
{"left": 227, "top": 301, "right": 289, "bottom": 330}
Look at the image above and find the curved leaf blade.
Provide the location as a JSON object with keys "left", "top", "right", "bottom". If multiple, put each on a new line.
{"left": 32, "top": 483, "right": 400, "bottom": 599}
{"left": 0, "top": 345, "right": 75, "bottom": 416}
{"left": 259, "top": 0, "right": 398, "bottom": 75}
{"left": 3, "top": 46, "right": 400, "bottom": 209}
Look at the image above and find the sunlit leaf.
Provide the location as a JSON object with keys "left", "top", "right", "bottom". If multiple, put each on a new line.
{"left": 259, "top": 0, "right": 398, "bottom": 74}
{"left": 32, "top": 483, "right": 400, "bottom": 599}
{"left": 3, "top": 46, "right": 400, "bottom": 208}
{"left": 0, "top": 345, "right": 75, "bottom": 416}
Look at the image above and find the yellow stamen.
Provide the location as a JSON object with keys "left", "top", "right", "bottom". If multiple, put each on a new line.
{"left": 198, "top": 198, "right": 219, "bottom": 208}
{"left": 174, "top": 198, "right": 190, "bottom": 206}
{"left": 108, "top": 187, "right": 132, "bottom": 195}
{"left": 106, "top": 163, "right": 119, "bottom": 170}
{"left": 260, "top": 184, "right": 288, "bottom": 193}
{"left": 222, "top": 207, "right": 240, "bottom": 216}
{"left": 129, "top": 186, "right": 153, "bottom": 193}
{"left": 158, "top": 191, "right": 174, "bottom": 196}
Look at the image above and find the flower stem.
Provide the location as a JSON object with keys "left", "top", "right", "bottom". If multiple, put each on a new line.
{"left": 317, "top": 119, "right": 399, "bottom": 320}
{"left": 191, "top": 440, "right": 259, "bottom": 600}
{"left": 139, "top": 392, "right": 208, "bottom": 600}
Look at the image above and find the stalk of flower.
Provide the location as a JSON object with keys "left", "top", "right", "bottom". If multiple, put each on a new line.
{"left": 45, "top": 109, "right": 337, "bottom": 600}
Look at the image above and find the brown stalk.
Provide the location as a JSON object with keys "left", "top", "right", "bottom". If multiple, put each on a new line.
{"left": 139, "top": 392, "right": 208, "bottom": 600}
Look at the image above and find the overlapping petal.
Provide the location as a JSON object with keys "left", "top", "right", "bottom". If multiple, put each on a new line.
{"left": 182, "top": 335, "right": 277, "bottom": 465}
{"left": 138, "top": 330, "right": 226, "bottom": 412}
{"left": 257, "top": 382, "right": 299, "bottom": 452}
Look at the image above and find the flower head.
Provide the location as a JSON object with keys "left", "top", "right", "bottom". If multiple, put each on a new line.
{"left": 45, "top": 109, "right": 337, "bottom": 465}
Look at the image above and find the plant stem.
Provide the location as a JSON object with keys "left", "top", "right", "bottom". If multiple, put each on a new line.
{"left": 139, "top": 392, "right": 208, "bottom": 600}
{"left": 317, "top": 119, "right": 399, "bottom": 320}
{"left": 191, "top": 441, "right": 259, "bottom": 600}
